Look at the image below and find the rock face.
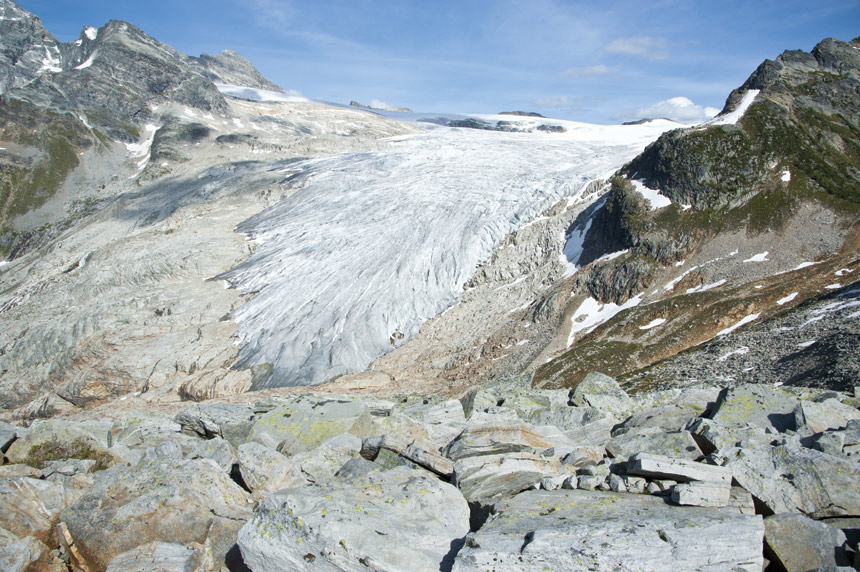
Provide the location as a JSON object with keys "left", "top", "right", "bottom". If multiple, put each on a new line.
{"left": 237, "top": 467, "right": 470, "bottom": 572}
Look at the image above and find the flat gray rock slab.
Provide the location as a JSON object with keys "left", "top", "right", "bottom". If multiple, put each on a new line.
{"left": 606, "top": 430, "right": 702, "bottom": 460}
{"left": 795, "top": 399, "right": 860, "bottom": 434}
{"left": 60, "top": 458, "right": 250, "bottom": 572}
{"left": 671, "top": 481, "right": 731, "bottom": 508}
{"left": 246, "top": 396, "right": 372, "bottom": 454}
{"left": 105, "top": 542, "right": 202, "bottom": 572}
{"left": 721, "top": 445, "right": 860, "bottom": 518}
{"left": 612, "top": 405, "right": 699, "bottom": 436}
{"left": 238, "top": 467, "right": 470, "bottom": 572}
{"left": 710, "top": 384, "right": 800, "bottom": 433}
{"left": 452, "top": 490, "right": 764, "bottom": 572}
{"left": 445, "top": 421, "right": 568, "bottom": 461}
{"left": 626, "top": 452, "right": 732, "bottom": 484}
{"left": 765, "top": 513, "right": 853, "bottom": 572}
{"left": 452, "top": 452, "right": 563, "bottom": 500}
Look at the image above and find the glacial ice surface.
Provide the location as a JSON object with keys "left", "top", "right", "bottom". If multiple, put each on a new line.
{"left": 223, "top": 122, "right": 674, "bottom": 387}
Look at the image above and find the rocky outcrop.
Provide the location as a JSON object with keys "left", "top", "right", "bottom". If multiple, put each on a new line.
{"left": 0, "top": 380, "right": 858, "bottom": 570}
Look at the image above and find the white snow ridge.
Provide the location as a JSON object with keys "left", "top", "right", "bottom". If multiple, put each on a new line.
{"left": 222, "top": 123, "right": 674, "bottom": 387}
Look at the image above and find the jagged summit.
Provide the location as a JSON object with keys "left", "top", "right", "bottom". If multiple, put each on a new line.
{"left": 198, "top": 49, "right": 283, "bottom": 92}
{"left": 0, "top": 0, "right": 63, "bottom": 94}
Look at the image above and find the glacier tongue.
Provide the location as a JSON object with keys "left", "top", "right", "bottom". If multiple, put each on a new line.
{"left": 223, "top": 123, "right": 673, "bottom": 388}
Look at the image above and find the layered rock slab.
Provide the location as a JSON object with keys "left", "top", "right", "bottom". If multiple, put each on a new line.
{"left": 452, "top": 489, "right": 764, "bottom": 571}
{"left": 238, "top": 466, "right": 470, "bottom": 572}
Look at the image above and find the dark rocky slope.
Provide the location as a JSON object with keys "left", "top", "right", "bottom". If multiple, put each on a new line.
{"left": 532, "top": 36, "right": 860, "bottom": 392}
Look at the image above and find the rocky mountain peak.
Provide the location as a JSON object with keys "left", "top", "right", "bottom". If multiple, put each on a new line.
{"left": 0, "top": 0, "right": 62, "bottom": 94}
{"left": 197, "top": 49, "right": 283, "bottom": 92}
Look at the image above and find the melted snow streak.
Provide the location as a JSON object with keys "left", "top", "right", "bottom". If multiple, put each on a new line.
{"left": 223, "top": 126, "right": 667, "bottom": 387}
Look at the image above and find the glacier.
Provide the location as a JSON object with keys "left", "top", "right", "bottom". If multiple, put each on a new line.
{"left": 222, "top": 120, "right": 677, "bottom": 388}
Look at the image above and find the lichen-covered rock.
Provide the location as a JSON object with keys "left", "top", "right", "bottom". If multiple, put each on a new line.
{"left": 4, "top": 419, "right": 113, "bottom": 465}
{"left": 720, "top": 445, "right": 860, "bottom": 518}
{"left": 238, "top": 467, "right": 470, "bottom": 572}
{"left": 612, "top": 405, "right": 699, "bottom": 436}
{"left": 246, "top": 396, "right": 372, "bottom": 454}
{"left": 606, "top": 430, "right": 703, "bottom": 460}
{"left": 189, "top": 436, "right": 238, "bottom": 474}
{"left": 764, "top": 514, "right": 853, "bottom": 572}
{"left": 710, "top": 385, "right": 800, "bottom": 433}
{"left": 59, "top": 458, "right": 251, "bottom": 572}
{"left": 452, "top": 490, "right": 764, "bottom": 571}
{"left": 794, "top": 399, "right": 860, "bottom": 434}
{"left": 570, "top": 372, "right": 634, "bottom": 419}
{"left": 237, "top": 442, "right": 305, "bottom": 494}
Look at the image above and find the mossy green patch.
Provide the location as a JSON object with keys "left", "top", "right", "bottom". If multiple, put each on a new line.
{"left": 24, "top": 436, "right": 112, "bottom": 471}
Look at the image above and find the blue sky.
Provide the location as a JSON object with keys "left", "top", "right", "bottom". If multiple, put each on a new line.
{"left": 18, "top": 0, "right": 860, "bottom": 123}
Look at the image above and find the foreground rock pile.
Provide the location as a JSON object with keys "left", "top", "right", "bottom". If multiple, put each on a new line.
{"left": 1, "top": 375, "right": 859, "bottom": 571}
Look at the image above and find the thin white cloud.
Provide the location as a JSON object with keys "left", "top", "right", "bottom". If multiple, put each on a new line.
{"left": 561, "top": 64, "right": 621, "bottom": 79}
{"left": 612, "top": 97, "right": 720, "bottom": 124}
{"left": 250, "top": 0, "right": 294, "bottom": 30}
{"left": 369, "top": 99, "right": 391, "bottom": 109}
{"left": 604, "top": 36, "right": 669, "bottom": 60}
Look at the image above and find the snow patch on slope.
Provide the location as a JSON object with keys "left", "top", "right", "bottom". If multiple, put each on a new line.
{"left": 630, "top": 179, "right": 672, "bottom": 209}
{"left": 567, "top": 294, "right": 643, "bottom": 346}
{"left": 701, "top": 90, "right": 760, "bottom": 127}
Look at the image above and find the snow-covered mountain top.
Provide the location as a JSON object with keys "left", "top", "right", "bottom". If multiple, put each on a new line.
{"left": 222, "top": 119, "right": 678, "bottom": 388}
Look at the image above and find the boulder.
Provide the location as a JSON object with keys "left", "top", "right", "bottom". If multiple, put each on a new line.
{"left": 174, "top": 403, "right": 255, "bottom": 446}
{"left": 105, "top": 542, "right": 203, "bottom": 572}
{"left": 765, "top": 513, "right": 853, "bottom": 571}
{"left": 626, "top": 452, "right": 732, "bottom": 484}
{"left": 396, "top": 399, "right": 466, "bottom": 449}
{"left": 570, "top": 372, "right": 634, "bottom": 419}
{"left": 720, "top": 445, "right": 860, "bottom": 518}
{"left": 710, "top": 385, "right": 800, "bottom": 433}
{"left": 59, "top": 458, "right": 251, "bottom": 572}
{"left": 287, "top": 435, "right": 363, "bottom": 484}
{"left": 0, "top": 535, "right": 65, "bottom": 572}
{"left": 688, "top": 417, "right": 772, "bottom": 454}
{"left": 245, "top": 396, "right": 372, "bottom": 454}
{"left": 795, "top": 399, "right": 860, "bottom": 434}
{"left": 238, "top": 467, "right": 470, "bottom": 572}
{"left": 0, "top": 421, "right": 17, "bottom": 453}
{"left": 452, "top": 490, "right": 764, "bottom": 571}
{"left": 612, "top": 405, "right": 699, "bottom": 436}
{"left": 189, "top": 436, "right": 238, "bottom": 474}
{"left": 606, "top": 430, "right": 703, "bottom": 460}
{"left": 445, "top": 421, "right": 569, "bottom": 461}
{"left": 559, "top": 445, "right": 605, "bottom": 468}
{"left": 0, "top": 477, "right": 89, "bottom": 545}
{"left": 361, "top": 434, "right": 454, "bottom": 478}
{"left": 237, "top": 442, "right": 305, "bottom": 494}
{"left": 671, "top": 482, "right": 731, "bottom": 508}
{"left": 452, "top": 452, "right": 563, "bottom": 500}
{"left": 461, "top": 388, "right": 499, "bottom": 417}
